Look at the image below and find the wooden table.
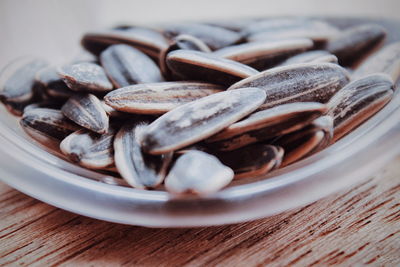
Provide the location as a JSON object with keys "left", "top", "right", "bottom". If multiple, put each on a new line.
{"left": 0, "top": 157, "right": 399, "bottom": 266}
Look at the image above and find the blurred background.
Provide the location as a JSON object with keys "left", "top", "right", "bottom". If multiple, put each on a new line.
{"left": 1, "top": 0, "right": 400, "bottom": 66}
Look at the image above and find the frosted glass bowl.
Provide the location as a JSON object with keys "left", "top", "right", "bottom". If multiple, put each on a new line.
{"left": 0, "top": 17, "right": 399, "bottom": 227}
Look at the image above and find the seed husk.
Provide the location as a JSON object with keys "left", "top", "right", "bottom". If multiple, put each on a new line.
{"left": 207, "top": 102, "right": 328, "bottom": 144}
{"left": 81, "top": 27, "right": 169, "bottom": 59}
{"left": 166, "top": 50, "right": 259, "bottom": 86}
{"left": 164, "top": 150, "right": 234, "bottom": 195}
{"left": 213, "top": 38, "right": 314, "bottom": 70}
{"left": 114, "top": 122, "right": 172, "bottom": 189}
{"left": 278, "top": 50, "right": 338, "bottom": 66}
{"left": 60, "top": 128, "right": 115, "bottom": 169}
{"left": 0, "top": 57, "right": 48, "bottom": 115}
{"left": 216, "top": 144, "right": 284, "bottom": 179}
{"left": 162, "top": 23, "right": 243, "bottom": 51}
{"left": 35, "top": 66, "right": 74, "bottom": 100}
{"left": 104, "top": 81, "right": 224, "bottom": 114}
{"left": 100, "top": 44, "right": 164, "bottom": 88}
{"left": 228, "top": 62, "right": 350, "bottom": 110}
{"left": 58, "top": 62, "right": 113, "bottom": 92}
{"left": 274, "top": 115, "right": 334, "bottom": 167}
{"left": 61, "top": 93, "right": 109, "bottom": 134}
{"left": 245, "top": 18, "right": 340, "bottom": 42}
{"left": 159, "top": 34, "right": 211, "bottom": 78}
{"left": 327, "top": 73, "right": 394, "bottom": 141}
{"left": 20, "top": 108, "right": 80, "bottom": 150}
{"left": 352, "top": 41, "right": 400, "bottom": 82}
{"left": 206, "top": 102, "right": 327, "bottom": 151}
{"left": 325, "top": 24, "right": 387, "bottom": 66}
{"left": 141, "top": 88, "right": 266, "bottom": 154}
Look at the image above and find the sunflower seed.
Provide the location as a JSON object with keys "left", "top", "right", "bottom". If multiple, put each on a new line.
{"left": 206, "top": 102, "right": 328, "bottom": 142}
{"left": 104, "top": 81, "right": 224, "bottom": 114}
{"left": 159, "top": 34, "right": 211, "bottom": 78}
{"left": 141, "top": 88, "right": 266, "bottom": 154}
{"left": 327, "top": 73, "right": 394, "bottom": 141}
{"left": 0, "top": 57, "right": 48, "bottom": 115}
{"left": 60, "top": 128, "right": 115, "bottom": 169}
{"left": 216, "top": 144, "right": 284, "bottom": 179}
{"left": 61, "top": 93, "right": 109, "bottom": 134}
{"left": 207, "top": 102, "right": 327, "bottom": 144}
{"left": 20, "top": 108, "right": 80, "bottom": 150}
{"left": 100, "top": 44, "right": 164, "bottom": 88}
{"left": 58, "top": 62, "right": 113, "bottom": 92}
{"left": 162, "top": 23, "right": 243, "bottom": 50}
{"left": 325, "top": 24, "right": 387, "bottom": 66}
{"left": 274, "top": 115, "right": 334, "bottom": 167}
{"left": 228, "top": 63, "right": 350, "bottom": 110}
{"left": 35, "top": 66, "right": 74, "bottom": 100}
{"left": 352, "top": 41, "right": 400, "bottom": 82}
{"left": 81, "top": 27, "right": 169, "bottom": 59}
{"left": 166, "top": 50, "right": 259, "bottom": 86}
{"left": 213, "top": 38, "right": 313, "bottom": 70}
{"left": 114, "top": 122, "right": 172, "bottom": 189}
{"left": 165, "top": 150, "right": 234, "bottom": 195}
{"left": 245, "top": 18, "right": 339, "bottom": 42}
{"left": 278, "top": 50, "right": 338, "bottom": 66}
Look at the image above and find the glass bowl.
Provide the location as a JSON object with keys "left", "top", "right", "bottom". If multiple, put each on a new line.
{"left": 0, "top": 16, "right": 400, "bottom": 227}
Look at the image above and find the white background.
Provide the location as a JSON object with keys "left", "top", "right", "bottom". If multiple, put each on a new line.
{"left": 0, "top": 0, "right": 399, "bottom": 66}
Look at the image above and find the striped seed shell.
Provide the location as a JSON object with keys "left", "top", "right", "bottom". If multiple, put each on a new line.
{"left": 216, "top": 144, "right": 284, "bottom": 179}
{"left": 61, "top": 93, "right": 109, "bottom": 134}
{"left": 60, "top": 128, "right": 115, "bottom": 169}
{"left": 20, "top": 108, "right": 80, "bottom": 150}
{"left": 327, "top": 73, "right": 394, "bottom": 141}
{"left": 352, "top": 41, "right": 400, "bottom": 82}
{"left": 81, "top": 27, "right": 169, "bottom": 59}
{"left": 245, "top": 18, "right": 340, "bottom": 42}
{"left": 100, "top": 44, "right": 164, "bottom": 88}
{"left": 206, "top": 102, "right": 327, "bottom": 151}
{"left": 114, "top": 122, "right": 172, "bottom": 189}
{"left": 166, "top": 50, "right": 259, "bottom": 86}
{"left": 159, "top": 34, "right": 211, "bottom": 78}
{"left": 164, "top": 150, "right": 234, "bottom": 195}
{"left": 278, "top": 50, "right": 338, "bottom": 66}
{"left": 274, "top": 115, "right": 334, "bottom": 167}
{"left": 162, "top": 23, "right": 243, "bottom": 50}
{"left": 325, "top": 24, "right": 387, "bottom": 66}
{"left": 228, "top": 63, "right": 350, "bottom": 110}
{"left": 213, "top": 38, "right": 314, "bottom": 70}
{"left": 35, "top": 66, "right": 74, "bottom": 100}
{"left": 0, "top": 57, "right": 48, "bottom": 115}
{"left": 141, "top": 88, "right": 266, "bottom": 154}
{"left": 58, "top": 62, "right": 113, "bottom": 92}
{"left": 104, "top": 81, "right": 224, "bottom": 114}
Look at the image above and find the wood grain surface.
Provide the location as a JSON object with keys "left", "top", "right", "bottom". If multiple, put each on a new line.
{"left": 0, "top": 157, "right": 399, "bottom": 266}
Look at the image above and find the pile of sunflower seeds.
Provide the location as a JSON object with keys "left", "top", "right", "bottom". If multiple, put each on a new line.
{"left": 1, "top": 17, "right": 399, "bottom": 196}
